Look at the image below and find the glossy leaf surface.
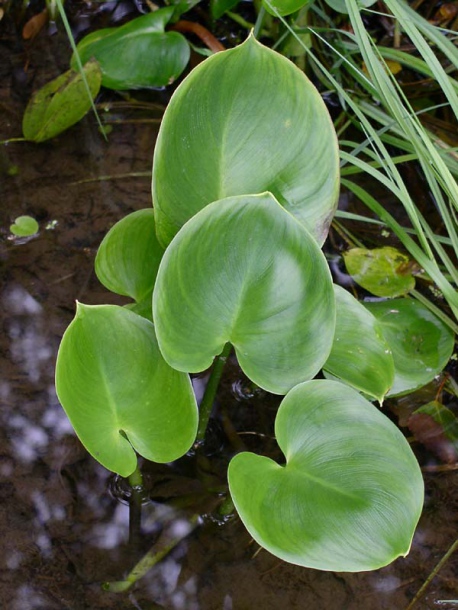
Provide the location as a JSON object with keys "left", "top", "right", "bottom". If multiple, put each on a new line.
{"left": 324, "top": 285, "right": 394, "bottom": 401}
{"left": 228, "top": 380, "right": 424, "bottom": 571}
{"left": 153, "top": 193, "right": 335, "bottom": 394}
{"left": 22, "top": 59, "right": 101, "bottom": 142}
{"left": 95, "top": 209, "right": 164, "bottom": 302}
{"left": 72, "top": 9, "right": 190, "bottom": 90}
{"left": 343, "top": 246, "right": 416, "bottom": 297}
{"left": 152, "top": 35, "right": 339, "bottom": 247}
{"left": 55, "top": 304, "right": 198, "bottom": 476}
{"left": 364, "top": 298, "right": 454, "bottom": 396}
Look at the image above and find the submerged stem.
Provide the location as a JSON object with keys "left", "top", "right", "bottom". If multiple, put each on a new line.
{"left": 196, "top": 343, "right": 232, "bottom": 444}
{"left": 103, "top": 514, "right": 200, "bottom": 592}
{"left": 127, "top": 464, "right": 144, "bottom": 546}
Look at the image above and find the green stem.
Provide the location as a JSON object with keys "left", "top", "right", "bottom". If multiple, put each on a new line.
{"left": 196, "top": 342, "right": 232, "bottom": 444}
{"left": 406, "top": 538, "right": 458, "bottom": 610}
{"left": 103, "top": 515, "right": 200, "bottom": 592}
{"left": 253, "top": 6, "right": 266, "bottom": 39}
{"left": 127, "top": 464, "right": 144, "bottom": 546}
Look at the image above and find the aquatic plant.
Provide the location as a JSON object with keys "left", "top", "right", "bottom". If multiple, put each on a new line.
{"left": 54, "top": 36, "right": 456, "bottom": 577}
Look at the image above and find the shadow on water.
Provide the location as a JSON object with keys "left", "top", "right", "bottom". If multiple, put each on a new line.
{"left": 1, "top": 13, "right": 458, "bottom": 610}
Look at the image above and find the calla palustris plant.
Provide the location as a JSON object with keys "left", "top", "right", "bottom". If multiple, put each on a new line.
{"left": 228, "top": 380, "right": 424, "bottom": 571}
{"left": 54, "top": 35, "right": 436, "bottom": 573}
{"left": 364, "top": 298, "right": 455, "bottom": 396}
{"left": 152, "top": 34, "right": 340, "bottom": 247}
{"left": 55, "top": 304, "right": 198, "bottom": 477}
{"left": 323, "top": 285, "right": 395, "bottom": 402}
{"left": 71, "top": 8, "right": 190, "bottom": 90}
{"left": 153, "top": 193, "right": 335, "bottom": 395}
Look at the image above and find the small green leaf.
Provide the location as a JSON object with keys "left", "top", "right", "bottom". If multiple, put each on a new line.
{"left": 72, "top": 9, "right": 190, "bottom": 90}
{"left": 55, "top": 304, "right": 198, "bottom": 476}
{"left": 343, "top": 246, "right": 416, "bottom": 298}
{"left": 263, "top": 0, "right": 312, "bottom": 17}
{"left": 364, "top": 298, "right": 455, "bottom": 396}
{"left": 95, "top": 209, "right": 164, "bottom": 303}
{"left": 22, "top": 59, "right": 102, "bottom": 142}
{"left": 211, "top": 0, "right": 240, "bottom": 19}
{"left": 153, "top": 34, "right": 339, "bottom": 247}
{"left": 228, "top": 379, "right": 424, "bottom": 571}
{"left": 10, "top": 215, "right": 39, "bottom": 237}
{"left": 323, "top": 285, "right": 394, "bottom": 401}
{"left": 153, "top": 193, "right": 335, "bottom": 395}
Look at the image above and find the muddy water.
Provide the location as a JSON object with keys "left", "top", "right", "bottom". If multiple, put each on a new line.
{"left": 1, "top": 17, "right": 458, "bottom": 610}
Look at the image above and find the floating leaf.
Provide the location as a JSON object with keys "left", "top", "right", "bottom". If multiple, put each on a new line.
{"left": 408, "top": 400, "right": 458, "bottom": 463}
{"left": 95, "top": 209, "right": 164, "bottom": 303}
{"left": 72, "top": 9, "right": 190, "bottom": 90}
{"left": 22, "top": 60, "right": 102, "bottom": 142}
{"left": 323, "top": 285, "right": 394, "bottom": 401}
{"left": 364, "top": 298, "right": 454, "bottom": 396}
{"left": 10, "top": 215, "right": 39, "bottom": 237}
{"left": 153, "top": 193, "right": 335, "bottom": 395}
{"left": 228, "top": 380, "right": 424, "bottom": 571}
{"left": 152, "top": 34, "right": 339, "bottom": 247}
{"left": 55, "top": 304, "right": 198, "bottom": 476}
{"left": 343, "top": 247, "right": 416, "bottom": 298}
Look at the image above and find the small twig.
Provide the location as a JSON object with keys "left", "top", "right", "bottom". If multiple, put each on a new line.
{"left": 170, "top": 21, "right": 225, "bottom": 53}
{"left": 405, "top": 538, "right": 458, "bottom": 610}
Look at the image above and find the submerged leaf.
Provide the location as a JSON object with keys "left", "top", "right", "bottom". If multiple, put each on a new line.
{"left": 95, "top": 209, "right": 164, "bottom": 303}
{"left": 323, "top": 285, "right": 394, "bottom": 401}
{"left": 228, "top": 380, "right": 424, "bottom": 571}
{"left": 22, "top": 60, "right": 102, "bottom": 142}
{"left": 72, "top": 9, "right": 190, "bottom": 90}
{"left": 343, "top": 246, "right": 416, "bottom": 298}
{"left": 153, "top": 193, "right": 335, "bottom": 395}
{"left": 364, "top": 298, "right": 455, "bottom": 396}
{"left": 408, "top": 400, "right": 458, "bottom": 463}
{"left": 55, "top": 304, "right": 198, "bottom": 476}
{"left": 153, "top": 34, "right": 339, "bottom": 247}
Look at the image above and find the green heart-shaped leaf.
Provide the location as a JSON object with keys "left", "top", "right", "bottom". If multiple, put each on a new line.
{"left": 95, "top": 209, "right": 165, "bottom": 303}
{"left": 323, "top": 285, "right": 395, "bottom": 401}
{"left": 55, "top": 304, "right": 198, "bottom": 476}
{"left": 72, "top": 9, "right": 190, "bottom": 90}
{"left": 364, "top": 298, "right": 455, "bottom": 396}
{"left": 228, "top": 379, "right": 424, "bottom": 571}
{"left": 22, "top": 59, "right": 102, "bottom": 142}
{"left": 153, "top": 193, "right": 335, "bottom": 394}
{"left": 152, "top": 34, "right": 339, "bottom": 247}
{"left": 343, "top": 247, "right": 416, "bottom": 298}
{"left": 10, "top": 215, "right": 39, "bottom": 237}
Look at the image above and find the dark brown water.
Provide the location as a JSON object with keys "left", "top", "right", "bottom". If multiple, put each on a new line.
{"left": 1, "top": 15, "right": 458, "bottom": 610}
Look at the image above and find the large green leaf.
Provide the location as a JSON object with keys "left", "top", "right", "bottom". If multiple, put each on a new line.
{"left": 228, "top": 380, "right": 424, "bottom": 571}
{"left": 364, "top": 298, "right": 455, "bottom": 396}
{"left": 323, "top": 285, "right": 394, "bottom": 401}
{"left": 152, "top": 34, "right": 339, "bottom": 247}
{"left": 72, "top": 9, "right": 190, "bottom": 90}
{"left": 95, "top": 209, "right": 164, "bottom": 303}
{"left": 153, "top": 193, "right": 335, "bottom": 394}
{"left": 55, "top": 304, "right": 198, "bottom": 477}
{"left": 22, "top": 59, "right": 102, "bottom": 142}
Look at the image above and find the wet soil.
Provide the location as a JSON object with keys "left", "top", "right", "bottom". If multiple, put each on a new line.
{"left": 1, "top": 12, "right": 458, "bottom": 610}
